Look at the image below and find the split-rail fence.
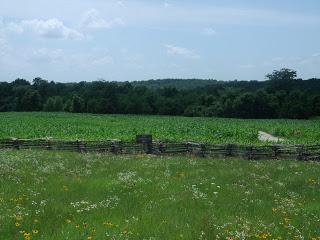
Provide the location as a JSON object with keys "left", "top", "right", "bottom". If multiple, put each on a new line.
{"left": 0, "top": 137, "right": 319, "bottom": 161}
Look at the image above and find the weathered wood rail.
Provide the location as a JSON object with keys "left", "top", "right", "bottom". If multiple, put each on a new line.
{"left": 0, "top": 138, "right": 319, "bottom": 161}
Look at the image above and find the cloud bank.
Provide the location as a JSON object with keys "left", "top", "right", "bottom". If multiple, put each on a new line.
{"left": 165, "top": 45, "right": 200, "bottom": 59}
{"left": 21, "top": 18, "right": 83, "bottom": 40}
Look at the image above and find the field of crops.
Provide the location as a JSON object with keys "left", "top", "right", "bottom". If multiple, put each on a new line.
{"left": 1, "top": 150, "right": 320, "bottom": 239}
{"left": 0, "top": 112, "right": 320, "bottom": 145}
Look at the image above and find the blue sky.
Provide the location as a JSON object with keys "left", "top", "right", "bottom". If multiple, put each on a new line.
{"left": 0, "top": 0, "right": 319, "bottom": 82}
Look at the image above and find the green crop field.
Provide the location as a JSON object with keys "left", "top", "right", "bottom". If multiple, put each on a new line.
{"left": 0, "top": 112, "right": 320, "bottom": 144}
{"left": 0, "top": 150, "right": 320, "bottom": 239}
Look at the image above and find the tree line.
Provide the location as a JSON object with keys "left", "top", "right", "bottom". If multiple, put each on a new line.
{"left": 0, "top": 68, "right": 319, "bottom": 119}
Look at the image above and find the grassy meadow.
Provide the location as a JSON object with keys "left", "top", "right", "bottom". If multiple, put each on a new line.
{"left": 1, "top": 112, "right": 320, "bottom": 239}
{"left": 1, "top": 112, "right": 320, "bottom": 144}
{"left": 0, "top": 150, "right": 320, "bottom": 239}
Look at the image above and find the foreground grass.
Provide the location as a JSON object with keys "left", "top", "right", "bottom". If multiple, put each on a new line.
{"left": 1, "top": 112, "right": 320, "bottom": 144}
{"left": 0, "top": 150, "right": 320, "bottom": 239}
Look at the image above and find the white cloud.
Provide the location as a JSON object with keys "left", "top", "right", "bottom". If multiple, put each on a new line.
{"left": 81, "top": 9, "right": 124, "bottom": 30}
{"left": 165, "top": 45, "right": 200, "bottom": 59}
{"left": 1, "top": 9, "right": 125, "bottom": 40}
{"left": 202, "top": 27, "right": 216, "bottom": 36}
{"left": 21, "top": 18, "right": 83, "bottom": 40}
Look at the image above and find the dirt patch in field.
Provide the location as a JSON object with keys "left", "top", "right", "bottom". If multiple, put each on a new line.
{"left": 258, "top": 131, "right": 285, "bottom": 143}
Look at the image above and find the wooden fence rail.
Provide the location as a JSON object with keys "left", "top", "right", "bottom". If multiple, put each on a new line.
{"left": 0, "top": 138, "right": 319, "bottom": 161}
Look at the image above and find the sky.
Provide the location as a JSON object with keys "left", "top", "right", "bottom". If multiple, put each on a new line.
{"left": 0, "top": 0, "right": 320, "bottom": 82}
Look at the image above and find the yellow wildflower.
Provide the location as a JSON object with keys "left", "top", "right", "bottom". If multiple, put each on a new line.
{"left": 23, "top": 232, "right": 31, "bottom": 240}
{"left": 256, "top": 232, "right": 271, "bottom": 239}
{"left": 103, "top": 221, "right": 114, "bottom": 227}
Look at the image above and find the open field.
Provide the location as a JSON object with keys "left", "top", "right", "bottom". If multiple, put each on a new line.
{"left": 1, "top": 112, "right": 320, "bottom": 145}
{"left": 0, "top": 150, "right": 320, "bottom": 239}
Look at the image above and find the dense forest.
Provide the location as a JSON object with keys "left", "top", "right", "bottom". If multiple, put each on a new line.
{"left": 0, "top": 69, "right": 319, "bottom": 119}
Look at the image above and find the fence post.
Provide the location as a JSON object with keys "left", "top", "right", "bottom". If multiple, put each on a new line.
{"left": 136, "top": 135, "right": 153, "bottom": 154}
{"left": 76, "top": 140, "right": 85, "bottom": 153}
{"left": 198, "top": 144, "right": 206, "bottom": 157}
{"left": 246, "top": 146, "right": 254, "bottom": 160}
{"left": 185, "top": 142, "right": 193, "bottom": 155}
{"left": 146, "top": 141, "right": 153, "bottom": 154}
{"left": 81, "top": 141, "right": 86, "bottom": 153}
{"left": 226, "top": 144, "right": 234, "bottom": 157}
{"left": 297, "top": 145, "right": 306, "bottom": 161}
{"left": 76, "top": 140, "right": 80, "bottom": 153}
{"left": 158, "top": 141, "right": 165, "bottom": 154}
{"left": 185, "top": 142, "right": 190, "bottom": 154}
{"left": 272, "top": 145, "right": 279, "bottom": 159}
{"left": 111, "top": 140, "right": 122, "bottom": 154}
{"left": 12, "top": 139, "right": 20, "bottom": 150}
{"left": 46, "top": 139, "right": 52, "bottom": 150}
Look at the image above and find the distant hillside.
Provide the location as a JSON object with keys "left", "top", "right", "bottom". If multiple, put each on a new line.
{"left": 124, "top": 77, "right": 320, "bottom": 94}
{"left": 128, "top": 79, "right": 220, "bottom": 90}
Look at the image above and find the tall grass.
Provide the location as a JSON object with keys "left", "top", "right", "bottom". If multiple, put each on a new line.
{"left": 1, "top": 150, "right": 320, "bottom": 239}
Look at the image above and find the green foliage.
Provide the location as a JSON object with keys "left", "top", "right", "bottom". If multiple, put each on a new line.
{"left": 70, "top": 95, "right": 84, "bottom": 113}
{"left": 129, "top": 78, "right": 218, "bottom": 90}
{"left": 266, "top": 68, "right": 298, "bottom": 92}
{"left": 0, "top": 112, "right": 319, "bottom": 145}
{"left": 43, "top": 96, "right": 63, "bottom": 112}
{"left": 266, "top": 68, "right": 297, "bottom": 81}
{"left": 0, "top": 70, "right": 320, "bottom": 119}
{"left": 18, "top": 88, "right": 41, "bottom": 111}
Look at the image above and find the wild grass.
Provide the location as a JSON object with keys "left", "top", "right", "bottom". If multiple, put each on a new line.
{"left": 0, "top": 112, "right": 320, "bottom": 144}
{"left": 1, "top": 150, "right": 320, "bottom": 239}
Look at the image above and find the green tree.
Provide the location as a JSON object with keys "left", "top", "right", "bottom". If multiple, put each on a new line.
{"left": 54, "top": 96, "right": 64, "bottom": 111}
{"left": 43, "top": 97, "right": 55, "bottom": 112}
{"left": 70, "top": 95, "right": 84, "bottom": 113}
{"left": 266, "top": 68, "right": 297, "bottom": 81}
{"left": 311, "top": 95, "right": 320, "bottom": 116}
{"left": 19, "top": 89, "right": 41, "bottom": 111}
{"left": 43, "top": 96, "right": 64, "bottom": 112}
{"left": 266, "top": 68, "right": 297, "bottom": 92}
